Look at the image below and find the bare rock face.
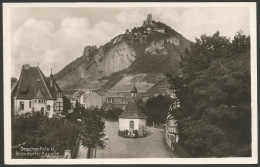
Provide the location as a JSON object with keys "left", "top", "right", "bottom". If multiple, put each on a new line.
{"left": 54, "top": 20, "right": 192, "bottom": 90}
{"left": 167, "top": 37, "right": 180, "bottom": 46}
{"left": 83, "top": 45, "right": 98, "bottom": 62}
{"left": 145, "top": 40, "right": 165, "bottom": 55}
{"left": 98, "top": 41, "right": 136, "bottom": 76}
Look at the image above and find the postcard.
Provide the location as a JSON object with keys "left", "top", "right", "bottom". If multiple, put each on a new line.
{"left": 3, "top": 2, "right": 257, "bottom": 165}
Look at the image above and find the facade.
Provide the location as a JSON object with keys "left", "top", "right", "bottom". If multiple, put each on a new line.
{"left": 118, "top": 85, "right": 148, "bottom": 138}
{"left": 13, "top": 64, "right": 63, "bottom": 118}
{"left": 70, "top": 90, "right": 86, "bottom": 107}
{"left": 165, "top": 99, "right": 180, "bottom": 150}
{"left": 80, "top": 91, "right": 102, "bottom": 109}
{"left": 154, "top": 27, "right": 165, "bottom": 33}
{"left": 165, "top": 114, "right": 179, "bottom": 150}
{"left": 102, "top": 95, "right": 129, "bottom": 110}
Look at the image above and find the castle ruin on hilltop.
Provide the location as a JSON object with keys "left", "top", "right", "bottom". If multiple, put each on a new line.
{"left": 142, "top": 14, "right": 165, "bottom": 33}
{"left": 142, "top": 14, "right": 154, "bottom": 27}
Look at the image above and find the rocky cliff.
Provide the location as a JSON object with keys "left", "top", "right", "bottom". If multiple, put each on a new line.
{"left": 54, "top": 19, "right": 191, "bottom": 90}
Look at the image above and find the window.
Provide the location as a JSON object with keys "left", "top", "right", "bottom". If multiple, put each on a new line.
{"left": 20, "top": 101, "right": 24, "bottom": 110}
{"left": 47, "top": 105, "right": 50, "bottom": 111}
{"left": 56, "top": 102, "right": 63, "bottom": 111}
{"left": 129, "top": 120, "right": 134, "bottom": 129}
{"left": 109, "top": 98, "right": 113, "bottom": 103}
{"left": 57, "top": 92, "right": 62, "bottom": 98}
{"left": 29, "top": 101, "right": 31, "bottom": 108}
{"left": 122, "top": 97, "right": 127, "bottom": 104}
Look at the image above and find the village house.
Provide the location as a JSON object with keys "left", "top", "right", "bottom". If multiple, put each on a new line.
{"left": 102, "top": 93, "right": 129, "bottom": 110}
{"left": 69, "top": 90, "right": 84, "bottom": 107}
{"left": 79, "top": 90, "right": 102, "bottom": 109}
{"left": 11, "top": 79, "right": 18, "bottom": 116}
{"left": 118, "top": 85, "right": 148, "bottom": 138}
{"left": 13, "top": 64, "right": 63, "bottom": 118}
{"left": 164, "top": 99, "right": 180, "bottom": 150}
{"left": 138, "top": 78, "right": 176, "bottom": 102}
{"left": 165, "top": 113, "right": 179, "bottom": 150}
{"left": 154, "top": 27, "right": 165, "bottom": 33}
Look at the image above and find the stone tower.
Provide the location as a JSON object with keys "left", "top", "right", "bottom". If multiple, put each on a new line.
{"left": 147, "top": 14, "right": 153, "bottom": 26}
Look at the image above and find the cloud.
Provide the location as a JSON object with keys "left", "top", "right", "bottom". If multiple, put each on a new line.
{"left": 12, "top": 17, "right": 118, "bottom": 77}
{"left": 11, "top": 8, "right": 250, "bottom": 78}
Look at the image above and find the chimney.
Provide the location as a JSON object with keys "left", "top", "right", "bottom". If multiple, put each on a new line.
{"left": 50, "top": 68, "right": 54, "bottom": 88}
{"left": 24, "top": 64, "right": 30, "bottom": 70}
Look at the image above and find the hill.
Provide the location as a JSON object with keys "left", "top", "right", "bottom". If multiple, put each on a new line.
{"left": 54, "top": 14, "right": 191, "bottom": 91}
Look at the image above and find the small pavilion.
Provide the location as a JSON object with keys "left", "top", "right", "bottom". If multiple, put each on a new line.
{"left": 118, "top": 84, "right": 148, "bottom": 137}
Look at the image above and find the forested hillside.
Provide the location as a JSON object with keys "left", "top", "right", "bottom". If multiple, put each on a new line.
{"left": 167, "top": 31, "right": 251, "bottom": 157}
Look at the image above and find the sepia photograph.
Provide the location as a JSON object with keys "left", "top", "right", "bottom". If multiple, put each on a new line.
{"left": 3, "top": 2, "right": 257, "bottom": 165}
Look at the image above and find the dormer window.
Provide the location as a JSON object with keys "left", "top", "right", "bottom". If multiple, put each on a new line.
{"left": 57, "top": 92, "right": 62, "bottom": 98}
{"left": 122, "top": 97, "right": 127, "bottom": 104}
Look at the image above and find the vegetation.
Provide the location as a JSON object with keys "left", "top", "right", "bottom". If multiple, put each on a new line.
{"left": 12, "top": 112, "right": 80, "bottom": 158}
{"left": 80, "top": 107, "right": 107, "bottom": 158}
{"left": 66, "top": 103, "right": 107, "bottom": 158}
{"left": 12, "top": 103, "right": 107, "bottom": 159}
{"left": 102, "top": 107, "right": 123, "bottom": 121}
{"left": 167, "top": 31, "right": 251, "bottom": 157}
{"left": 140, "top": 95, "right": 173, "bottom": 125}
{"left": 63, "top": 96, "right": 72, "bottom": 113}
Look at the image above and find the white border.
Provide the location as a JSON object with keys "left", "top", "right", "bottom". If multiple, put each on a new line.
{"left": 3, "top": 2, "right": 257, "bottom": 165}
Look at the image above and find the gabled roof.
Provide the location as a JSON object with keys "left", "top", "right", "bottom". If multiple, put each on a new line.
{"left": 33, "top": 88, "right": 45, "bottom": 99}
{"left": 11, "top": 81, "right": 18, "bottom": 94}
{"left": 138, "top": 78, "right": 174, "bottom": 99}
{"left": 131, "top": 84, "right": 138, "bottom": 93}
{"left": 83, "top": 92, "right": 101, "bottom": 99}
{"left": 15, "top": 65, "right": 61, "bottom": 100}
{"left": 119, "top": 98, "right": 147, "bottom": 119}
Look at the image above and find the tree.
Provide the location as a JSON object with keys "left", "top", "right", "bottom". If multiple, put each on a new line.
{"left": 167, "top": 31, "right": 251, "bottom": 157}
{"left": 12, "top": 111, "right": 80, "bottom": 158}
{"left": 46, "top": 119, "right": 80, "bottom": 155}
{"left": 63, "top": 96, "right": 72, "bottom": 114}
{"left": 80, "top": 107, "right": 107, "bottom": 158}
{"left": 66, "top": 101, "right": 84, "bottom": 122}
{"left": 102, "top": 107, "right": 123, "bottom": 121}
{"left": 231, "top": 30, "right": 250, "bottom": 54}
{"left": 144, "top": 95, "right": 172, "bottom": 124}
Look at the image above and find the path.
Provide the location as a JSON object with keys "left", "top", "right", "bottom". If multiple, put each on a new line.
{"left": 77, "top": 121, "right": 172, "bottom": 158}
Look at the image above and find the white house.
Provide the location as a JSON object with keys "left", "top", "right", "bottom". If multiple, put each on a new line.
{"left": 118, "top": 84, "right": 147, "bottom": 137}
{"left": 79, "top": 90, "right": 102, "bottom": 109}
{"left": 165, "top": 98, "right": 180, "bottom": 150}
{"left": 13, "top": 64, "right": 63, "bottom": 118}
{"left": 165, "top": 113, "right": 179, "bottom": 150}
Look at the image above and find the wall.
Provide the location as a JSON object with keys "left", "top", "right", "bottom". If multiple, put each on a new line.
{"left": 119, "top": 118, "right": 139, "bottom": 131}
{"left": 15, "top": 98, "right": 57, "bottom": 118}
{"left": 85, "top": 93, "right": 102, "bottom": 109}
{"left": 119, "top": 118, "right": 146, "bottom": 131}
{"left": 55, "top": 97, "right": 64, "bottom": 113}
{"left": 46, "top": 100, "right": 54, "bottom": 118}
{"left": 32, "top": 99, "right": 46, "bottom": 112}
{"left": 15, "top": 99, "right": 32, "bottom": 115}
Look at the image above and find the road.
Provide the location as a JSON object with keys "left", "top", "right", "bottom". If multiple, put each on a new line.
{"left": 77, "top": 121, "right": 173, "bottom": 158}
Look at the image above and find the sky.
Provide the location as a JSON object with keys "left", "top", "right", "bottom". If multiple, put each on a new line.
{"left": 10, "top": 7, "right": 250, "bottom": 78}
